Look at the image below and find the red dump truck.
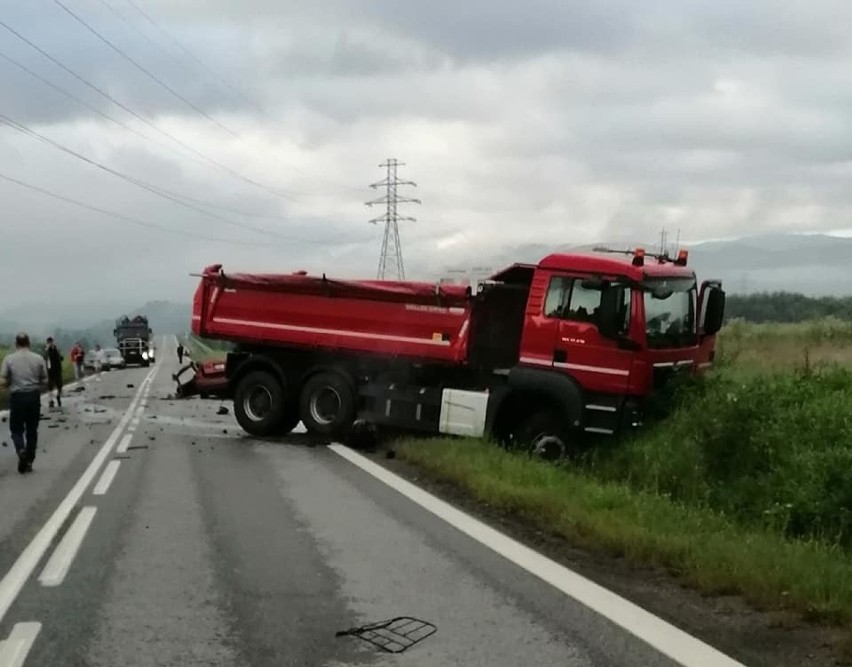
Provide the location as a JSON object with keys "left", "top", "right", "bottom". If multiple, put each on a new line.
{"left": 190, "top": 247, "right": 725, "bottom": 457}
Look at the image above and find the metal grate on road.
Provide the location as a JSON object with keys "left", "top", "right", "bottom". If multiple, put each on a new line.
{"left": 335, "top": 616, "right": 436, "bottom": 653}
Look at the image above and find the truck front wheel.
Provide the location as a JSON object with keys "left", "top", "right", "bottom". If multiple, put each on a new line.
{"left": 516, "top": 411, "right": 569, "bottom": 462}
{"left": 234, "top": 370, "right": 285, "bottom": 436}
{"left": 299, "top": 372, "right": 355, "bottom": 437}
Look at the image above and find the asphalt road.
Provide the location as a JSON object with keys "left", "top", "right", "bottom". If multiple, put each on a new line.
{"left": 0, "top": 336, "right": 743, "bottom": 667}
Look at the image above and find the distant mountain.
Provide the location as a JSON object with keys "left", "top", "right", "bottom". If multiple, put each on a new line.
{"left": 441, "top": 233, "right": 852, "bottom": 297}
{"left": 0, "top": 300, "right": 191, "bottom": 349}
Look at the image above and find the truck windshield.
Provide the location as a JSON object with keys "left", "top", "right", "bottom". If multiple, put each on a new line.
{"left": 641, "top": 277, "right": 697, "bottom": 348}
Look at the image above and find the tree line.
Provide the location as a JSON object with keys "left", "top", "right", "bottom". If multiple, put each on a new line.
{"left": 724, "top": 292, "right": 852, "bottom": 323}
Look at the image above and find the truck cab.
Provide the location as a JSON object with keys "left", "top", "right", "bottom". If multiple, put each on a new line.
{"left": 457, "top": 247, "right": 725, "bottom": 455}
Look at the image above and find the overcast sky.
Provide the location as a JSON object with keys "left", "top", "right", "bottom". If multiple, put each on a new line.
{"left": 2, "top": 0, "right": 852, "bottom": 314}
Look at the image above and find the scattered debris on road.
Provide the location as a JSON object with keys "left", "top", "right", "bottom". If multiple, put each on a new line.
{"left": 73, "top": 386, "right": 85, "bottom": 393}
{"left": 216, "top": 406, "right": 229, "bottom": 415}
{"left": 336, "top": 617, "right": 436, "bottom": 654}
{"left": 126, "top": 384, "right": 134, "bottom": 388}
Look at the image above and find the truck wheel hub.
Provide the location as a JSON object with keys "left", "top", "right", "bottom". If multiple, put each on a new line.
{"left": 531, "top": 434, "right": 566, "bottom": 461}
{"left": 310, "top": 387, "right": 341, "bottom": 426}
{"left": 244, "top": 386, "right": 273, "bottom": 421}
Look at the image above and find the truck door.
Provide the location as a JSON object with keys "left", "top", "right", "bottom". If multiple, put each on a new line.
{"left": 551, "top": 277, "right": 633, "bottom": 394}
{"left": 696, "top": 280, "right": 725, "bottom": 369}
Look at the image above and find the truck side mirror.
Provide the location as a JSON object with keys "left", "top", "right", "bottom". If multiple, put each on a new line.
{"left": 598, "top": 285, "right": 624, "bottom": 339}
{"left": 702, "top": 287, "right": 726, "bottom": 335}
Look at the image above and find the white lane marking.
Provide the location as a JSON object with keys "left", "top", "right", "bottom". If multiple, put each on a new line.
{"left": 93, "top": 460, "right": 121, "bottom": 496}
{"left": 329, "top": 445, "right": 744, "bottom": 667}
{"left": 0, "top": 622, "right": 41, "bottom": 667}
{"left": 130, "top": 417, "right": 141, "bottom": 429}
{"left": 38, "top": 507, "right": 98, "bottom": 587}
{"left": 0, "top": 364, "right": 158, "bottom": 625}
{"left": 116, "top": 434, "right": 133, "bottom": 454}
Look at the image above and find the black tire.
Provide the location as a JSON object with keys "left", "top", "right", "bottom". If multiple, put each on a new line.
{"left": 277, "top": 402, "right": 301, "bottom": 435}
{"left": 299, "top": 371, "right": 355, "bottom": 437}
{"left": 515, "top": 411, "right": 570, "bottom": 462}
{"left": 234, "top": 370, "right": 285, "bottom": 436}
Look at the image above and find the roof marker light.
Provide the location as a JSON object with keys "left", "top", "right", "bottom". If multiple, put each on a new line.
{"left": 675, "top": 249, "right": 689, "bottom": 266}
{"left": 632, "top": 247, "right": 645, "bottom": 266}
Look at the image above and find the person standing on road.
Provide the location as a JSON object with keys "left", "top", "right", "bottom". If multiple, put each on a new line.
{"left": 177, "top": 343, "right": 184, "bottom": 364}
{"left": 1, "top": 333, "right": 48, "bottom": 474}
{"left": 70, "top": 342, "right": 85, "bottom": 381}
{"left": 44, "top": 337, "right": 64, "bottom": 408}
{"left": 93, "top": 344, "right": 106, "bottom": 381}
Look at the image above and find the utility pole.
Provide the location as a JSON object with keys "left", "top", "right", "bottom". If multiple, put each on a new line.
{"left": 365, "top": 158, "right": 421, "bottom": 281}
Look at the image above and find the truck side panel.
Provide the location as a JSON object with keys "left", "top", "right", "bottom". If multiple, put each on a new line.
{"left": 198, "top": 282, "right": 473, "bottom": 365}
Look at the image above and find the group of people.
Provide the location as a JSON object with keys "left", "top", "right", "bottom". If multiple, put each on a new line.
{"left": 1, "top": 334, "right": 108, "bottom": 474}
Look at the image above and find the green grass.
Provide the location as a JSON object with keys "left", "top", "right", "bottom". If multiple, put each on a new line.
{"left": 182, "top": 335, "right": 229, "bottom": 362}
{"left": 398, "top": 439, "right": 852, "bottom": 626}
{"left": 396, "top": 318, "right": 852, "bottom": 634}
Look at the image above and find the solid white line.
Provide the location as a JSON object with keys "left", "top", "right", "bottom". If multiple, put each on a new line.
{"left": 0, "top": 622, "right": 41, "bottom": 667}
{"left": 116, "top": 433, "right": 132, "bottom": 454}
{"left": 92, "top": 460, "right": 121, "bottom": 496}
{"left": 328, "top": 445, "right": 744, "bottom": 667}
{"left": 38, "top": 507, "right": 97, "bottom": 587}
{"left": 130, "top": 417, "right": 140, "bottom": 429}
{"left": 0, "top": 363, "right": 158, "bottom": 625}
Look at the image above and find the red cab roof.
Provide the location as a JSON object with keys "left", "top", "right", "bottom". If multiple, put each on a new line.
{"left": 537, "top": 252, "right": 695, "bottom": 281}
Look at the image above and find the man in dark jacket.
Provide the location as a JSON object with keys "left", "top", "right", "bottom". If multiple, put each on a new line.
{"left": 1, "top": 333, "right": 48, "bottom": 473}
{"left": 44, "top": 337, "right": 64, "bottom": 408}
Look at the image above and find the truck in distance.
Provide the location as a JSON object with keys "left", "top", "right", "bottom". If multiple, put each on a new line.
{"left": 114, "top": 314, "right": 153, "bottom": 367}
{"left": 190, "top": 247, "right": 725, "bottom": 458}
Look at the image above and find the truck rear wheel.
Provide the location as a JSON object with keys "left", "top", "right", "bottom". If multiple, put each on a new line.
{"left": 516, "top": 411, "right": 569, "bottom": 462}
{"left": 278, "top": 403, "right": 301, "bottom": 435}
{"left": 299, "top": 372, "right": 355, "bottom": 437}
{"left": 234, "top": 370, "right": 285, "bottom": 436}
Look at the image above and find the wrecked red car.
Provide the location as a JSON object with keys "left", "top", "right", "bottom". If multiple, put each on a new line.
{"left": 173, "top": 360, "right": 229, "bottom": 399}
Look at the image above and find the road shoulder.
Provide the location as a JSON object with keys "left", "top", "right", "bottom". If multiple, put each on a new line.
{"left": 363, "top": 448, "right": 846, "bottom": 667}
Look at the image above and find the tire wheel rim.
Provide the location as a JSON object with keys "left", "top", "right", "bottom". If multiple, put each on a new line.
{"left": 310, "top": 386, "right": 341, "bottom": 426}
{"left": 530, "top": 434, "right": 566, "bottom": 461}
{"left": 244, "top": 385, "right": 273, "bottom": 422}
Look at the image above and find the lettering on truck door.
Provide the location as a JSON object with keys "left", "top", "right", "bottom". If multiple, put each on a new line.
{"left": 544, "top": 274, "right": 633, "bottom": 394}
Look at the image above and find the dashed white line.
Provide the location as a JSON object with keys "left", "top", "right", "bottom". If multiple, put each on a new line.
{"left": 93, "top": 461, "right": 121, "bottom": 496}
{"left": 38, "top": 507, "right": 98, "bottom": 587}
{"left": 116, "top": 433, "right": 132, "bottom": 454}
{"left": 0, "top": 622, "right": 41, "bottom": 666}
{"left": 329, "top": 445, "right": 745, "bottom": 667}
{"left": 130, "top": 417, "right": 141, "bottom": 429}
{"left": 0, "top": 364, "right": 158, "bottom": 625}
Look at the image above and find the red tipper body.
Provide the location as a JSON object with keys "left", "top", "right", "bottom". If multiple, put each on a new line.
{"left": 192, "top": 264, "right": 474, "bottom": 365}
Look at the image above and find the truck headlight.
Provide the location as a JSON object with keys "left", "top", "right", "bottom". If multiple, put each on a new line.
{"left": 142, "top": 352, "right": 149, "bottom": 360}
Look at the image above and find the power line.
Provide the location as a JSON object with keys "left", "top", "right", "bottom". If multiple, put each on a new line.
{"left": 0, "top": 111, "right": 365, "bottom": 244}
{"left": 0, "top": 48, "right": 315, "bottom": 224}
{"left": 119, "top": 0, "right": 364, "bottom": 193}
{"left": 53, "top": 0, "right": 242, "bottom": 141}
{"left": 122, "top": 0, "right": 269, "bottom": 121}
{"left": 0, "top": 46, "right": 193, "bottom": 162}
{"left": 0, "top": 16, "right": 299, "bottom": 202}
{"left": 0, "top": 170, "right": 286, "bottom": 247}
{"left": 365, "top": 159, "right": 420, "bottom": 281}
